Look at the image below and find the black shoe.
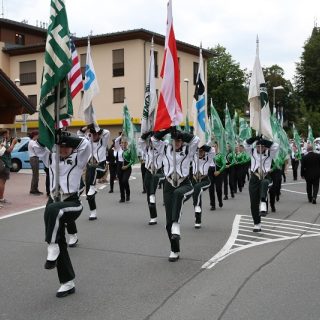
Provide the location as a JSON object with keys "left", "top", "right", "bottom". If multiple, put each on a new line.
{"left": 312, "top": 198, "right": 317, "bottom": 204}
{"left": 239, "top": 188, "right": 242, "bottom": 192}
{"left": 271, "top": 207, "right": 276, "bottom": 212}
{"left": 119, "top": 199, "right": 125, "bottom": 203}
{"left": 231, "top": 193, "right": 235, "bottom": 198}
{"left": 56, "top": 287, "right": 75, "bottom": 298}
{"left": 210, "top": 206, "right": 216, "bottom": 211}
{"left": 223, "top": 196, "right": 228, "bottom": 200}
{"left": 308, "top": 198, "right": 312, "bottom": 203}
{"left": 30, "top": 191, "right": 43, "bottom": 195}
{"left": 219, "top": 202, "right": 223, "bottom": 208}
{"left": 276, "top": 195, "right": 280, "bottom": 202}
{"left": 44, "top": 260, "right": 57, "bottom": 270}
{"left": 126, "top": 196, "right": 130, "bottom": 202}
{"left": 142, "top": 190, "right": 146, "bottom": 194}
{"left": 108, "top": 190, "right": 113, "bottom": 193}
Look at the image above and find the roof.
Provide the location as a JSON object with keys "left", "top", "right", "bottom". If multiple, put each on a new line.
{"left": 0, "top": 18, "right": 47, "bottom": 36}
{"left": 0, "top": 68, "right": 36, "bottom": 124}
{"left": 3, "top": 28, "right": 214, "bottom": 59}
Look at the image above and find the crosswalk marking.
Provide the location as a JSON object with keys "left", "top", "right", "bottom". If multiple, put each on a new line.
{"left": 202, "top": 214, "right": 320, "bottom": 269}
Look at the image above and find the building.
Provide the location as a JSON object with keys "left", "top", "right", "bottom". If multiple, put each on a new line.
{"left": 0, "top": 18, "right": 212, "bottom": 138}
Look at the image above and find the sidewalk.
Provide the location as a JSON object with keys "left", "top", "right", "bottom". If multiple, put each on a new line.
{"left": 0, "top": 170, "right": 47, "bottom": 217}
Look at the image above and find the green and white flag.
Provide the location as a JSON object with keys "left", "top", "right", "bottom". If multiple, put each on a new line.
{"left": 123, "top": 104, "right": 139, "bottom": 164}
{"left": 292, "top": 123, "right": 302, "bottom": 159}
{"left": 38, "top": 0, "right": 72, "bottom": 150}
{"left": 209, "top": 99, "right": 226, "bottom": 156}
{"left": 248, "top": 37, "right": 273, "bottom": 139}
{"left": 239, "top": 117, "right": 251, "bottom": 142}
{"left": 224, "top": 104, "right": 236, "bottom": 151}
{"left": 308, "top": 124, "right": 314, "bottom": 147}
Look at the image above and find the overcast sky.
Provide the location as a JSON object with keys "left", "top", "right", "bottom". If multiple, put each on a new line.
{"left": 4, "top": 0, "right": 320, "bottom": 81}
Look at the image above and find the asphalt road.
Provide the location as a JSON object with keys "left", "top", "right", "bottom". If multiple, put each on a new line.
{"left": 0, "top": 167, "right": 320, "bottom": 320}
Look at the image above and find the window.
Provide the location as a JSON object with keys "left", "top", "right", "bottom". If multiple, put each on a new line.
{"left": 20, "top": 60, "right": 36, "bottom": 85}
{"left": 112, "top": 49, "right": 124, "bottom": 77}
{"left": 28, "top": 95, "right": 37, "bottom": 107}
{"left": 154, "top": 51, "right": 158, "bottom": 78}
{"left": 80, "top": 54, "right": 86, "bottom": 79}
{"left": 113, "top": 88, "right": 125, "bottom": 103}
{"left": 193, "top": 62, "right": 199, "bottom": 85}
{"left": 15, "top": 33, "right": 25, "bottom": 45}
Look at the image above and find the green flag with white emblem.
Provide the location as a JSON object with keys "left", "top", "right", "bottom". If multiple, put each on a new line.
{"left": 308, "top": 124, "right": 314, "bottom": 148}
{"left": 38, "top": 0, "right": 72, "bottom": 150}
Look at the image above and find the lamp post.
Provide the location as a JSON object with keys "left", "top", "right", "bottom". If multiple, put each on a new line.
{"left": 13, "top": 78, "right": 21, "bottom": 137}
{"left": 272, "top": 85, "right": 284, "bottom": 117}
{"left": 184, "top": 78, "right": 190, "bottom": 131}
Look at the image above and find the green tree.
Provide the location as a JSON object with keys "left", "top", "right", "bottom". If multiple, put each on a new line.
{"left": 207, "top": 45, "right": 248, "bottom": 117}
{"left": 295, "top": 26, "right": 320, "bottom": 112}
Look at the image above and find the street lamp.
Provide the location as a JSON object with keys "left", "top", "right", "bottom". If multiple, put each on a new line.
{"left": 184, "top": 78, "right": 190, "bottom": 130}
{"left": 272, "top": 85, "right": 284, "bottom": 118}
{"left": 13, "top": 78, "right": 21, "bottom": 137}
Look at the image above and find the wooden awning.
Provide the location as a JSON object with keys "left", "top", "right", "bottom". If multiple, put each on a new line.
{"left": 0, "top": 68, "right": 36, "bottom": 124}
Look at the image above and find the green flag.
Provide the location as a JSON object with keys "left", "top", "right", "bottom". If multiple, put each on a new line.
{"left": 123, "top": 104, "right": 139, "bottom": 164}
{"left": 270, "top": 115, "right": 290, "bottom": 168}
{"left": 308, "top": 124, "right": 314, "bottom": 147}
{"left": 292, "top": 123, "right": 302, "bottom": 159}
{"left": 239, "top": 117, "right": 251, "bottom": 142}
{"left": 224, "top": 105, "right": 236, "bottom": 151}
{"left": 209, "top": 100, "right": 226, "bottom": 155}
{"left": 38, "top": 0, "right": 72, "bottom": 150}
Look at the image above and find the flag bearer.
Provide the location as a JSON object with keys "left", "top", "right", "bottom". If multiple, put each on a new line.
{"left": 139, "top": 131, "right": 165, "bottom": 225}
{"left": 223, "top": 144, "right": 236, "bottom": 199}
{"left": 78, "top": 124, "right": 110, "bottom": 220}
{"left": 208, "top": 142, "right": 226, "bottom": 210}
{"left": 34, "top": 131, "right": 91, "bottom": 297}
{"left": 152, "top": 128, "right": 199, "bottom": 262}
{"left": 191, "top": 144, "right": 214, "bottom": 228}
{"left": 269, "top": 160, "right": 283, "bottom": 212}
{"left": 244, "top": 136, "right": 279, "bottom": 232}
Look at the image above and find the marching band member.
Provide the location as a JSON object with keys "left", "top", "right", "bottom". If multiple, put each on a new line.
{"left": 78, "top": 124, "right": 110, "bottom": 221}
{"left": 152, "top": 128, "right": 199, "bottom": 262}
{"left": 34, "top": 131, "right": 91, "bottom": 297}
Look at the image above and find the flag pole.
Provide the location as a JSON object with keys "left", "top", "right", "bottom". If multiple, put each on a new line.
{"left": 150, "top": 37, "right": 156, "bottom": 175}
{"left": 54, "top": 82, "right": 61, "bottom": 202}
{"left": 172, "top": 126, "right": 177, "bottom": 187}
{"left": 256, "top": 36, "right": 263, "bottom": 180}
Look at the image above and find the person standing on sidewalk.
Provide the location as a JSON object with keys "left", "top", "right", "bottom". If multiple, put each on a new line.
{"left": 28, "top": 130, "right": 43, "bottom": 195}
{"left": 152, "top": 128, "right": 199, "bottom": 262}
{"left": 301, "top": 144, "right": 320, "bottom": 204}
{"left": 0, "top": 129, "right": 18, "bottom": 206}
{"left": 34, "top": 131, "right": 91, "bottom": 298}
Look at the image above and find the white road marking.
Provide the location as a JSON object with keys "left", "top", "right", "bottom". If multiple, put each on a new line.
{"left": 0, "top": 205, "right": 46, "bottom": 220}
{"left": 202, "top": 214, "right": 320, "bottom": 269}
{"left": 282, "top": 182, "right": 305, "bottom": 186}
{"left": 281, "top": 188, "right": 307, "bottom": 195}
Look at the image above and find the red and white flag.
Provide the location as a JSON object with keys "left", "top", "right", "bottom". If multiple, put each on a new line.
{"left": 59, "top": 38, "right": 83, "bottom": 128}
{"left": 154, "top": 0, "right": 182, "bottom": 131}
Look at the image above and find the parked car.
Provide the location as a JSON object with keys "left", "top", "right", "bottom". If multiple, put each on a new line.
{"left": 10, "top": 137, "right": 44, "bottom": 172}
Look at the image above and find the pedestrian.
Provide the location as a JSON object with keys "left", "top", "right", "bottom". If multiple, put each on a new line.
{"left": 301, "top": 144, "right": 320, "bottom": 204}
{"left": 139, "top": 131, "right": 165, "bottom": 225}
{"left": 28, "top": 130, "right": 43, "bottom": 195}
{"left": 0, "top": 129, "right": 19, "bottom": 206}
{"left": 269, "top": 160, "right": 283, "bottom": 212}
{"left": 114, "top": 133, "right": 135, "bottom": 203}
{"left": 34, "top": 131, "right": 91, "bottom": 297}
{"left": 107, "top": 139, "right": 117, "bottom": 193}
{"left": 78, "top": 124, "right": 110, "bottom": 220}
{"left": 191, "top": 144, "right": 214, "bottom": 228}
{"left": 244, "top": 135, "right": 279, "bottom": 232}
{"left": 152, "top": 128, "right": 199, "bottom": 262}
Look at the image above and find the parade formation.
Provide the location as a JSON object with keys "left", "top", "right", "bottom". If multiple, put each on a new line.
{"left": 0, "top": 0, "right": 320, "bottom": 307}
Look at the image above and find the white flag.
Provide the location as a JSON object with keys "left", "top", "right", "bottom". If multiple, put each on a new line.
{"left": 248, "top": 37, "right": 273, "bottom": 139}
{"left": 192, "top": 46, "right": 207, "bottom": 147}
{"left": 79, "top": 38, "right": 100, "bottom": 130}
{"left": 141, "top": 38, "right": 157, "bottom": 134}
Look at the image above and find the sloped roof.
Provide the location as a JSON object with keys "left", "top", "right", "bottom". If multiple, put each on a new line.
{"left": 0, "top": 69, "right": 36, "bottom": 124}
{"left": 3, "top": 28, "right": 214, "bottom": 58}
